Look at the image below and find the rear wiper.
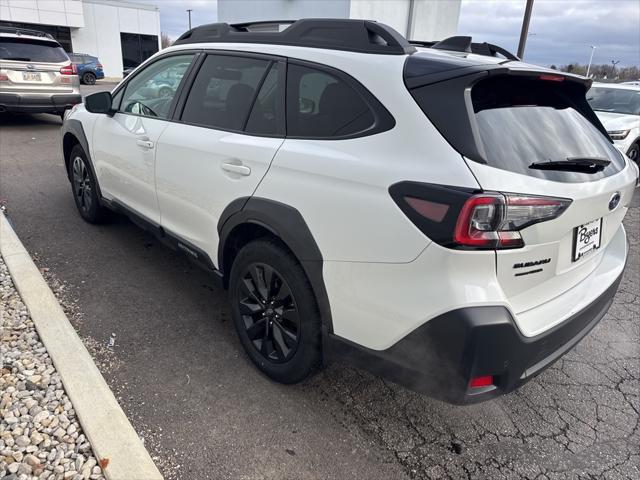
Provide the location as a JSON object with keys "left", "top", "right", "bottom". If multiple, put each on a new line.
{"left": 529, "top": 157, "right": 610, "bottom": 173}
{"left": 0, "top": 57, "right": 31, "bottom": 61}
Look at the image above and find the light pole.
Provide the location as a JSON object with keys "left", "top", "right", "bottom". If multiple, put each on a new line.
{"left": 187, "top": 9, "right": 193, "bottom": 30}
{"left": 517, "top": 0, "right": 535, "bottom": 59}
{"left": 586, "top": 45, "right": 596, "bottom": 78}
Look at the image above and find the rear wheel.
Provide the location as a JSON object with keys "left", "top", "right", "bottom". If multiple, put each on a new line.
{"left": 229, "top": 240, "right": 322, "bottom": 383}
{"left": 69, "top": 144, "right": 109, "bottom": 223}
{"left": 82, "top": 72, "right": 96, "bottom": 85}
{"left": 627, "top": 142, "right": 639, "bottom": 165}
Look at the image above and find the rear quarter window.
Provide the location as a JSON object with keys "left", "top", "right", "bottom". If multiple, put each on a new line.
{"left": 285, "top": 63, "right": 394, "bottom": 139}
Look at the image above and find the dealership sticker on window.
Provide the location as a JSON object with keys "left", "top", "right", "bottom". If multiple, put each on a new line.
{"left": 573, "top": 218, "right": 602, "bottom": 261}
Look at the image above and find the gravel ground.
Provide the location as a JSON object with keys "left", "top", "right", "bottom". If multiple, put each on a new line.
{"left": 0, "top": 256, "right": 105, "bottom": 480}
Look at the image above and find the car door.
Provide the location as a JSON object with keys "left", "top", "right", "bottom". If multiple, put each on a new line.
{"left": 91, "top": 53, "right": 196, "bottom": 224}
{"left": 155, "top": 52, "right": 285, "bottom": 265}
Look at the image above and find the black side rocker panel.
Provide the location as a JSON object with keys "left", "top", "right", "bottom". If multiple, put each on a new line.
{"left": 218, "top": 197, "right": 333, "bottom": 334}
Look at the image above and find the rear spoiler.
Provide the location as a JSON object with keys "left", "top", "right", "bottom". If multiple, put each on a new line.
{"left": 410, "top": 36, "right": 520, "bottom": 61}
{"left": 404, "top": 63, "right": 592, "bottom": 90}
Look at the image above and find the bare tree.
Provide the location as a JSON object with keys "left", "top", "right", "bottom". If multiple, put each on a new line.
{"left": 161, "top": 32, "right": 173, "bottom": 49}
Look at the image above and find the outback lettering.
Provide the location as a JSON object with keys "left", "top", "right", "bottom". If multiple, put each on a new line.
{"left": 513, "top": 258, "right": 551, "bottom": 269}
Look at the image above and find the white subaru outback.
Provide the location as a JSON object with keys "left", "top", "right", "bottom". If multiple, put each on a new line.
{"left": 61, "top": 20, "right": 639, "bottom": 404}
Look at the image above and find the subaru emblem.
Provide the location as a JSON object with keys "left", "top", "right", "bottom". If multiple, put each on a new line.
{"left": 608, "top": 192, "right": 621, "bottom": 211}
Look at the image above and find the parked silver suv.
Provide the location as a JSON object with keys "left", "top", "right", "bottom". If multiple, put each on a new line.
{"left": 0, "top": 27, "right": 81, "bottom": 118}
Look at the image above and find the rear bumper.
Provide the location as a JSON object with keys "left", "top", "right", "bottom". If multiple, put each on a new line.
{"left": 327, "top": 267, "right": 624, "bottom": 405}
{"left": 0, "top": 93, "right": 82, "bottom": 114}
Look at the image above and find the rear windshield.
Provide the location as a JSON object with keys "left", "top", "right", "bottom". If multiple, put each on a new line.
{"left": 587, "top": 86, "right": 640, "bottom": 115}
{"left": 0, "top": 38, "right": 68, "bottom": 63}
{"left": 470, "top": 76, "right": 624, "bottom": 182}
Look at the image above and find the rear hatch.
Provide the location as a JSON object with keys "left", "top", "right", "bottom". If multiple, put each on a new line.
{"left": 406, "top": 57, "right": 638, "bottom": 336}
{"left": 0, "top": 36, "right": 75, "bottom": 93}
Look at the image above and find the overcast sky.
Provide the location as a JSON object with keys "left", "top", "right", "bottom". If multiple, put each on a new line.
{"left": 143, "top": 0, "right": 639, "bottom": 67}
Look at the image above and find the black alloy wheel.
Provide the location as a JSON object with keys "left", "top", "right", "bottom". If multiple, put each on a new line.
{"left": 68, "top": 144, "right": 108, "bottom": 223}
{"left": 72, "top": 155, "right": 93, "bottom": 215}
{"left": 229, "top": 239, "right": 322, "bottom": 383}
{"left": 237, "top": 263, "right": 300, "bottom": 363}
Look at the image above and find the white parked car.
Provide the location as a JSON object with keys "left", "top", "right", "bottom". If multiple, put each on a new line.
{"left": 61, "top": 20, "right": 638, "bottom": 404}
{"left": 589, "top": 82, "right": 640, "bottom": 163}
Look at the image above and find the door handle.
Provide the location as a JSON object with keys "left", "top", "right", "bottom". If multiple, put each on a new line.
{"left": 136, "top": 139, "right": 154, "bottom": 149}
{"left": 221, "top": 162, "right": 251, "bottom": 176}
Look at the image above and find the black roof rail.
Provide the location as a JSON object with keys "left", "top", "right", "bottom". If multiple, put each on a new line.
{"left": 409, "top": 37, "right": 520, "bottom": 61}
{"left": 174, "top": 18, "right": 417, "bottom": 55}
{"left": 0, "top": 26, "right": 55, "bottom": 40}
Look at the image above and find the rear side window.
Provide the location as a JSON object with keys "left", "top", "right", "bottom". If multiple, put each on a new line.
{"left": 286, "top": 64, "right": 377, "bottom": 138}
{"left": 471, "top": 76, "right": 624, "bottom": 181}
{"left": 0, "top": 38, "right": 68, "bottom": 63}
{"left": 181, "top": 54, "right": 270, "bottom": 131}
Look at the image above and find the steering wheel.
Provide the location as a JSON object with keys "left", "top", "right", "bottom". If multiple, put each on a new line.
{"left": 124, "top": 101, "right": 159, "bottom": 117}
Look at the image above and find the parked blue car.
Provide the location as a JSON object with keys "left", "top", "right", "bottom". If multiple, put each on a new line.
{"left": 69, "top": 53, "right": 104, "bottom": 85}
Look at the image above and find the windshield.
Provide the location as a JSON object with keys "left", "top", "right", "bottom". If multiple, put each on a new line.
{"left": 471, "top": 76, "right": 624, "bottom": 182}
{"left": 0, "top": 38, "right": 68, "bottom": 63}
{"left": 587, "top": 87, "right": 640, "bottom": 115}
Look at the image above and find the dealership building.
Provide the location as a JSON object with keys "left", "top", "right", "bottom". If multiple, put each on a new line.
{"left": 0, "top": 0, "right": 160, "bottom": 78}
{"left": 217, "top": 0, "right": 462, "bottom": 41}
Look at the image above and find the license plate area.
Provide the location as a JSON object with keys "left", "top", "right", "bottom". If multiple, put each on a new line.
{"left": 573, "top": 218, "right": 602, "bottom": 262}
{"left": 22, "top": 72, "right": 42, "bottom": 81}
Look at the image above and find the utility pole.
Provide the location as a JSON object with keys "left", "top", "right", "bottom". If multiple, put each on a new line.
{"left": 611, "top": 60, "right": 620, "bottom": 78}
{"left": 187, "top": 9, "right": 193, "bottom": 30}
{"left": 586, "top": 45, "right": 596, "bottom": 78}
{"left": 517, "top": 0, "right": 535, "bottom": 59}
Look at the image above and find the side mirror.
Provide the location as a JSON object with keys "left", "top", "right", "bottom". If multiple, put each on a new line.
{"left": 85, "top": 91, "right": 114, "bottom": 115}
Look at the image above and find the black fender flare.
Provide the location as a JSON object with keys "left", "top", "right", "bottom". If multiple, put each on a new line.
{"left": 62, "top": 119, "right": 103, "bottom": 200}
{"left": 218, "top": 197, "right": 333, "bottom": 333}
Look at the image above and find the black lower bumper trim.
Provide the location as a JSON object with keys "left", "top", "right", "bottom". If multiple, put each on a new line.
{"left": 327, "top": 271, "right": 623, "bottom": 404}
{"left": 0, "top": 93, "right": 82, "bottom": 113}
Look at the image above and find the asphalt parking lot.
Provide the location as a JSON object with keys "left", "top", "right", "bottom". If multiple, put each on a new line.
{"left": 0, "top": 83, "right": 638, "bottom": 480}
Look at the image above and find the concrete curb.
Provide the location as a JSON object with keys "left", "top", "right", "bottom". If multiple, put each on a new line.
{"left": 0, "top": 212, "right": 163, "bottom": 480}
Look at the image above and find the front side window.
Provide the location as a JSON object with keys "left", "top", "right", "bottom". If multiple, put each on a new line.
{"left": 181, "top": 54, "right": 270, "bottom": 131}
{"left": 120, "top": 54, "right": 194, "bottom": 119}
{"left": 286, "top": 64, "right": 376, "bottom": 138}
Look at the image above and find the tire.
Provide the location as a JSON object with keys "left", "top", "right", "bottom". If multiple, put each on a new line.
{"left": 68, "top": 144, "right": 109, "bottom": 223}
{"left": 229, "top": 239, "right": 322, "bottom": 383}
{"left": 627, "top": 142, "right": 639, "bottom": 166}
{"left": 82, "top": 72, "right": 96, "bottom": 85}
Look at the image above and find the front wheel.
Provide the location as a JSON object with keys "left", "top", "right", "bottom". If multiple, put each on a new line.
{"left": 69, "top": 144, "right": 109, "bottom": 223}
{"left": 229, "top": 240, "right": 322, "bottom": 384}
{"left": 627, "top": 142, "right": 639, "bottom": 165}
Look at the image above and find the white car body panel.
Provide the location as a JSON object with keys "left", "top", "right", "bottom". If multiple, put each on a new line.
{"left": 596, "top": 111, "right": 640, "bottom": 155}
{"left": 154, "top": 123, "right": 284, "bottom": 262}
{"left": 91, "top": 113, "right": 168, "bottom": 223}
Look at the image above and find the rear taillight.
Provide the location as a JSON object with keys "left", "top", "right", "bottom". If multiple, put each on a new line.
{"left": 0, "top": 73, "right": 8, "bottom": 81}
{"left": 469, "top": 375, "right": 494, "bottom": 389}
{"left": 96, "top": 63, "right": 103, "bottom": 69}
{"left": 60, "top": 63, "right": 77, "bottom": 75}
{"left": 390, "top": 182, "right": 571, "bottom": 250}
{"left": 453, "top": 193, "right": 571, "bottom": 249}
